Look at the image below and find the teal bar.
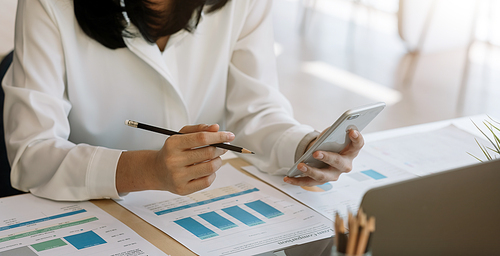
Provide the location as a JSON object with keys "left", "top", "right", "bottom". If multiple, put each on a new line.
{"left": 222, "top": 206, "right": 264, "bottom": 226}
{"left": 245, "top": 200, "right": 284, "bottom": 219}
{"left": 199, "top": 212, "right": 238, "bottom": 230}
{"left": 175, "top": 217, "right": 219, "bottom": 240}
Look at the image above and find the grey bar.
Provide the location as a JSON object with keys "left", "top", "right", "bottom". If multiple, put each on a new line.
{"left": 347, "top": 172, "right": 370, "bottom": 182}
{"left": 0, "top": 246, "right": 38, "bottom": 256}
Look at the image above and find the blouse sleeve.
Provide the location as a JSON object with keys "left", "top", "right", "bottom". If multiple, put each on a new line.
{"left": 2, "top": 0, "right": 122, "bottom": 201}
{"left": 225, "top": 0, "right": 316, "bottom": 175}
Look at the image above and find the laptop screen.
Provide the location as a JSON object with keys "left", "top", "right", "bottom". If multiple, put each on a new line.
{"left": 360, "top": 159, "right": 500, "bottom": 256}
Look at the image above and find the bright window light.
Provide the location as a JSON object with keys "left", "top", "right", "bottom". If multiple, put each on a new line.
{"left": 301, "top": 61, "right": 402, "bottom": 105}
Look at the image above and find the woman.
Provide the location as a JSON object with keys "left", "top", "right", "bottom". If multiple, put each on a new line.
{"left": 2, "top": 0, "right": 364, "bottom": 201}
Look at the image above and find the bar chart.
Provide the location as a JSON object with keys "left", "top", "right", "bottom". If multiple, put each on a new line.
{"left": 163, "top": 183, "right": 285, "bottom": 239}
{"left": 0, "top": 195, "right": 167, "bottom": 256}
{"left": 173, "top": 199, "right": 284, "bottom": 240}
{"left": 117, "top": 164, "right": 335, "bottom": 256}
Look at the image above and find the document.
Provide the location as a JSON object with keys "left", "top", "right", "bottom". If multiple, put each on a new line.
{"left": 245, "top": 125, "right": 488, "bottom": 221}
{"left": 244, "top": 150, "right": 417, "bottom": 221}
{"left": 0, "top": 194, "right": 166, "bottom": 256}
{"left": 116, "top": 164, "right": 334, "bottom": 256}
{"left": 363, "top": 125, "right": 488, "bottom": 176}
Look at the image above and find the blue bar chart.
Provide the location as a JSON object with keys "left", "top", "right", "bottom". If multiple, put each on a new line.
{"left": 117, "top": 164, "right": 336, "bottom": 256}
{"left": 63, "top": 231, "right": 107, "bottom": 250}
{"left": 245, "top": 200, "right": 284, "bottom": 219}
{"left": 361, "top": 169, "right": 387, "bottom": 180}
{"left": 173, "top": 199, "right": 286, "bottom": 237}
{"left": 199, "top": 212, "right": 238, "bottom": 230}
{"left": 154, "top": 188, "right": 259, "bottom": 216}
{"left": 222, "top": 206, "right": 265, "bottom": 227}
{"left": 174, "top": 218, "right": 219, "bottom": 240}
{"left": 175, "top": 202, "right": 283, "bottom": 238}
{"left": 0, "top": 195, "right": 167, "bottom": 256}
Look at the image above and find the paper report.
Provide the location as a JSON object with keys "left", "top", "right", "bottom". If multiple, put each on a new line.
{"left": 244, "top": 125, "right": 487, "bottom": 221}
{"left": 244, "top": 150, "right": 417, "bottom": 220}
{"left": 116, "top": 164, "right": 334, "bottom": 256}
{"left": 0, "top": 194, "right": 166, "bottom": 256}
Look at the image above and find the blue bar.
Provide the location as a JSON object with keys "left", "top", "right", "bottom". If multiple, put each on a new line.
{"left": 0, "top": 209, "right": 87, "bottom": 232}
{"left": 155, "top": 188, "right": 259, "bottom": 216}
{"left": 64, "top": 231, "right": 106, "bottom": 250}
{"left": 245, "top": 200, "right": 284, "bottom": 219}
{"left": 316, "top": 182, "right": 333, "bottom": 191}
{"left": 222, "top": 206, "right": 264, "bottom": 226}
{"left": 199, "top": 212, "right": 238, "bottom": 230}
{"left": 361, "top": 169, "right": 387, "bottom": 180}
{"left": 174, "top": 217, "right": 219, "bottom": 240}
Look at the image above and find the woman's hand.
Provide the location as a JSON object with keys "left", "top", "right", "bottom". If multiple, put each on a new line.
{"left": 117, "top": 124, "right": 234, "bottom": 195}
{"left": 283, "top": 129, "right": 364, "bottom": 186}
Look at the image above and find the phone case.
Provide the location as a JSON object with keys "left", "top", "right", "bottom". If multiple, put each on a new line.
{"left": 286, "top": 102, "right": 386, "bottom": 177}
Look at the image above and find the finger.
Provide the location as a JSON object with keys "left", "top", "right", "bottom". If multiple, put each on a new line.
{"left": 171, "top": 131, "right": 235, "bottom": 150}
{"left": 349, "top": 129, "right": 364, "bottom": 149}
{"left": 187, "top": 156, "right": 223, "bottom": 178}
{"left": 177, "top": 173, "right": 217, "bottom": 196}
{"left": 299, "top": 162, "right": 343, "bottom": 183}
{"left": 168, "top": 157, "right": 222, "bottom": 195}
{"left": 313, "top": 151, "right": 353, "bottom": 174}
{"left": 179, "top": 124, "right": 220, "bottom": 134}
{"left": 340, "top": 130, "right": 365, "bottom": 155}
{"left": 183, "top": 146, "right": 227, "bottom": 166}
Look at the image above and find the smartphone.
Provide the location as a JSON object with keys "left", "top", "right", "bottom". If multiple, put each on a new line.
{"left": 286, "top": 102, "right": 386, "bottom": 177}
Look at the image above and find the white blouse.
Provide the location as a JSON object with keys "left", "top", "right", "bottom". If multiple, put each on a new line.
{"left": 3, "top": 0, "right": 315, "bottom": 200}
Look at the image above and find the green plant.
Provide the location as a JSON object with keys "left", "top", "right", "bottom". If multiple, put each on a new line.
{"left": 468, "top": 116, "right": 500, "bottom": 162}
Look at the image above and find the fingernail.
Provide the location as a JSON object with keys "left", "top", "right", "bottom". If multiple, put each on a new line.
{"left": 284, "top": 178, "right": 292, "bottom": 184}
{"left": 299, "top": 166, "right": 307, "bottom": 173}
{"left": 351, "top": 130, "right": 359, "bottom": 139}
{"left": 315, "top": 153, "right": 324, "bottom": 160}
{"left": 226, "top": 132, "right": 235, "bottom": 140}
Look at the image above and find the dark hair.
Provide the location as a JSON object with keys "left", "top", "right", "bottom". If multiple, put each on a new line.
{"left": 74, "top": 0, "right": 229, "bottom": 49}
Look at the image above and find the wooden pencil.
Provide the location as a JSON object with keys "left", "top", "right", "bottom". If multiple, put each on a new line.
{"left": 125, "top": 120, "right": 254, "bottom": 154}
{"left": 346, "top": 212, "right": 359, "bottom": 255}
{"left": 355, "top": 216, "right": 374, "bottom": 256}
{"left": 334, "top": 212, "right": 341, "bottom": 249}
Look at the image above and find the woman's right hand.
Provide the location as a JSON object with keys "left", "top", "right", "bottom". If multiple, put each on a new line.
{"left": 116, "top": 124, "right": 234, "bottom": 195}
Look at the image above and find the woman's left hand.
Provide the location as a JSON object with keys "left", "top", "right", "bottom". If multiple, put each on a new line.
{"left": 283, "top": 129, "right": 364, "bottom": 186}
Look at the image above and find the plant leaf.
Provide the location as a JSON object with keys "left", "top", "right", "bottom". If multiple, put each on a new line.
{"left": 473, "top": 120, "right": 497, "bottom": 153}
{"left": 484, "top": 121, "right": 500, "bottom": 153}
{"left": 486, "top": 146, "right": 500, "bottom": 154}
{"left": 475, "top": 138, "right": 492, "bottom": 161}
{"left": 467, "top": 152, "right": 483, "bottom": 162}
{"left": 487, "top": 115, "right": 500, "bottom": 126}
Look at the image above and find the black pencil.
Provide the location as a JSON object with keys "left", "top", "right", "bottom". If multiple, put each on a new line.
{"left": 125, "top": 120, "right": 254, "bottom": 154}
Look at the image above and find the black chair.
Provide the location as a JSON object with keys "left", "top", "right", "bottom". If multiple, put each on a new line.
{"left": 1, "top": 51, "right": 23, "bottom": 197}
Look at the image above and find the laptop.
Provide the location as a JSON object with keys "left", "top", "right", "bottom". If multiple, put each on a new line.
{"left": 360, "top": 159, "right": 500, "bottom": 256}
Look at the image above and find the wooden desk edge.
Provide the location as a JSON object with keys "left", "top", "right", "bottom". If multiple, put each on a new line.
{"left": 91, "top": 157, "right": 252, "bottom": 256}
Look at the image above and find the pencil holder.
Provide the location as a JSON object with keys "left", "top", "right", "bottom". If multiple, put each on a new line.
{"left": 330, "top": 246, "right": 372, "bottom": 256}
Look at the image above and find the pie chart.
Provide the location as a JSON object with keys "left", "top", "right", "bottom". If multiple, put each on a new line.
{"left": 300, "top": 182, "right": 333, "bottom": 192}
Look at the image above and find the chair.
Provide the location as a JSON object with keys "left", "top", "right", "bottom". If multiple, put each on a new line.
{"left": 1, "top": 50, "right": 23, "bottom": 197}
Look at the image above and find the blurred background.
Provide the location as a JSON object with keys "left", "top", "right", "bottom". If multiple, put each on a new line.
{"left": 1, "top": 0, "right": 499, "bottom": 133}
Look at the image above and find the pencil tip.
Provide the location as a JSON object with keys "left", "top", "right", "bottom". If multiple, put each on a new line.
{"left": 241, "top": 149, "right": 255, "bottom": 154}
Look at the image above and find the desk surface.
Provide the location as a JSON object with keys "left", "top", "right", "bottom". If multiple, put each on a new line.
{"left": 91, "top": 157, "right": 253, "bottom": 256}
